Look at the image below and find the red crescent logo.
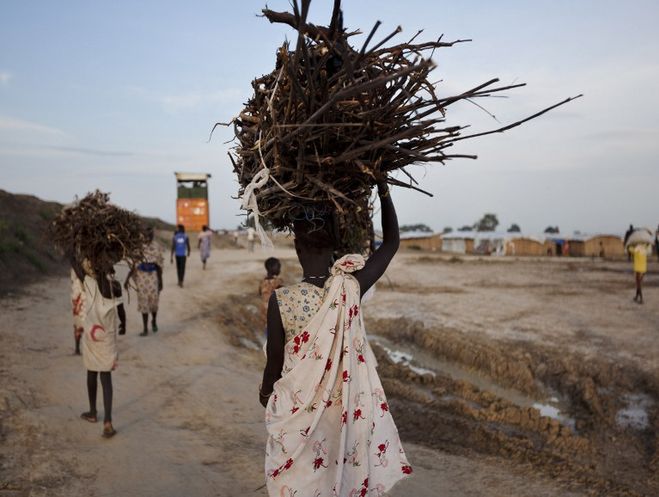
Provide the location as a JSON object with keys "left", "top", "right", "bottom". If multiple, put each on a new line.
{"left": 90, "top": 324, "right": 105, "bottom": 342}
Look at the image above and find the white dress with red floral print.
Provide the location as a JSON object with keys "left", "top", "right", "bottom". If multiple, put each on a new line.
{"left": 265, "top": 254, "right": 412, "bottom": 497}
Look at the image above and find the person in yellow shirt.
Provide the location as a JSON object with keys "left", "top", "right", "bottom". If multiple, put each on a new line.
{"left": 631, "top": 244, "right": 648, "bottom": 304}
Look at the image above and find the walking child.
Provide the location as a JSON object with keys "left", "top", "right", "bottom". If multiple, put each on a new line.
{"left": 258, "top": 257, "right": 283, "bottom": 331}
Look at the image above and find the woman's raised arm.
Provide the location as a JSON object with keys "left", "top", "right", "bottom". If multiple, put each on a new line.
{"left": 354, "top": 182, "right": 399, "bottom": 296}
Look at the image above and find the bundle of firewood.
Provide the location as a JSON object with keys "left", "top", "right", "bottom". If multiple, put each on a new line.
{"left": 51, "top": 190, "right": 145, "bottom": 273}
{"left": 223, "top": 0, "right": 579, "bottom": 254}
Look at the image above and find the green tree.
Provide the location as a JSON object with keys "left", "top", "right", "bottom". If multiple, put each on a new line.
{"left": 458, "top": 225, "right": 473, "bottom": 232}
{"left": 507, "top": 223, "right": 521, "bottom": 233}
{"left": 442, "top": 226, "right": 453, "bottom": 234}
{"left": 400, "top": 224, "right": 433, "bottom": 233}
{"left": 475, "top": 213, "right": 499, "bottom": 232}
{"left": 544, "top": 226, "right": 560, "bottom": 234}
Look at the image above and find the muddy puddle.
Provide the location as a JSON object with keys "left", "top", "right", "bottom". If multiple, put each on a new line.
{"left": 368, "top": 333, "right": 577, "bottom": 430}
{"left": 218, "top": 293, "right": 659, "bottom": 497}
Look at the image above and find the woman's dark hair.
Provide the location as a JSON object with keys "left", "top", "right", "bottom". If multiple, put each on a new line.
{"left": 293, "top": 217, "right": 337, "bottom": 251}
{"left": 177, "top": 224, "right": 185, "bottom": 232}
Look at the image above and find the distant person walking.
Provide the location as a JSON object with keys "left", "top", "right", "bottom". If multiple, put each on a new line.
{"left": 655, "top": 225, "right": 659, "bottom": 262}
{"left": 170, "top": 225, "right": 190, "bottom": 287}
{"left": 198, "top": 225, "right": 212, "bottom": 270}
{"left": 125, "top": 227, "right": 163, "bottom": 336}
{"left": 631, "top": 244, "right": 648, "bottom": 304}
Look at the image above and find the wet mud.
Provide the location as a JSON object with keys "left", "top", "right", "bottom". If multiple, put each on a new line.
{"left": 369, "top": 317, "right": 659, "bottom": 497}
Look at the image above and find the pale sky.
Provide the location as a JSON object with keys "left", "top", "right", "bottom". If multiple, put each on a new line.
{"left": 1, "top": 0, "right": 658, "bottom": 235}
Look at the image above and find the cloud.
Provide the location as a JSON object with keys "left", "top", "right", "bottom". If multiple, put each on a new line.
{"left": 0, "top": 116, "right": 65, "bottom": 136}
{"left": 43, "top": 145, "right": 135, "bottom": 157}
{"left": 126, "top": 86, "right": 246, "bottom": 113}
{"left": 0, "top": 72, "right": 11, "bottom": 85}
{"left": 0, "top": 143, "right": 135, "bottom": 159}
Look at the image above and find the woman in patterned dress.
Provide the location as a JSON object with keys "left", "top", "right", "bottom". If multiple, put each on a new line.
{"left": 259, "top": 182, "right": 411, "bottom": 497}
{"left": 125, "top": 227, "right": 164, "bottom": 335}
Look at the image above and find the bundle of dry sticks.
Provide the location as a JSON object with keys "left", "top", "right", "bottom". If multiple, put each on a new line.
{"left": 51, "top": 190, "right": 146, "bottom": 273}
{"left": 223, "top": 0, "right": 580, "bottom": 254}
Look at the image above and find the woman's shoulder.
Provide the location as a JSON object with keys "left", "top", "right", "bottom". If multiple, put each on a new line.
{"left": 274, "top": 282, "right": 307, "bottom": 297}
{"left": 275, "top": 283, "right": 296, "bottom": 294}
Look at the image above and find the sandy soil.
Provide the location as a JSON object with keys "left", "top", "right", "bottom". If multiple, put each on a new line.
{"left": 1, "top": 247, "right": 657, "bottom": 496}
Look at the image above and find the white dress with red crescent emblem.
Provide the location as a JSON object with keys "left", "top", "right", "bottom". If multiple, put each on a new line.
{"left": 81, "top": 275, "right": 120, "bottom": 372}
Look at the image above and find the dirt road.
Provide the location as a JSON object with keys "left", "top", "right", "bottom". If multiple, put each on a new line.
{"left": 2, "top": 247, "right": 638, "bottom": 497}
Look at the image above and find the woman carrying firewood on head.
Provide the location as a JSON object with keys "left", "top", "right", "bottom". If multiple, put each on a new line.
{"left": 259, "top": 181, "right": 412, "bottom": 497}
{"left": 72, "top": 257, "right": 126, "bottom": 438}
{"left": 52, "top": 191, "right": 143, "bottom": 439}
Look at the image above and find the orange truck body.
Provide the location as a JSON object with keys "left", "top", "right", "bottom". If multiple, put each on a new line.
{"left": 176, "top": 198, "right": 209, "bottom": 233}
{"left": 174, "top": 172, "right": 211, "bottom": 233}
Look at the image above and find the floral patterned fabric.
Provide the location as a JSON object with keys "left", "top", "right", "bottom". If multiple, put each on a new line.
{"left": 134, "top": 241, "right": 163, "bottom": 314}
{"left": 275, "top": 281, "right": 327, "bottom": 342}
{"left": 265, "top": 254, "right": 411, "bottom": 497}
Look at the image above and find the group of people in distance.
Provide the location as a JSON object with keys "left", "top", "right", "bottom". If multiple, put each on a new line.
{"left": 69, "top": 224, "right": 213, "bottom": 439}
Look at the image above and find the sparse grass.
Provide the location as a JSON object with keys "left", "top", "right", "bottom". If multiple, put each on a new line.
{"left": 0, "top": 240, "right": 21, "bottom": 257}
{"left": 38, "top": 207, "right": 57, "bottom": 221}
{"left": 24, "top": 250, "right": 46, "bottom": 272}
{"left": 14, "top": 226, "right": 29, "bottom": 245}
